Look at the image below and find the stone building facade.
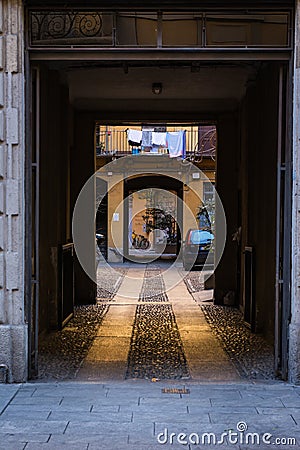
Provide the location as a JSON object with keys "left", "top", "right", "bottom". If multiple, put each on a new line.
{"left": 0, "top": 0, "right": 26, "bottom": 382}
{"left": 290, "top": 2, "right": 300, "bottom": 384}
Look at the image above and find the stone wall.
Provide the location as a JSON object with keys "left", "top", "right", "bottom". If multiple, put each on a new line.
{"left": 0, "top": 0, "right": 27, "bottom": 382}
{"left": 290, "top": 0, "right": 300, "bottom": 384}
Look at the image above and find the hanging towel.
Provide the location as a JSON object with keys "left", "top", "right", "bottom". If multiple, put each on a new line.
{"left": 127, "top": 129, "right": 142, "bottom": 146}
{"left": 152, "top": 132, "right": 167, "bottom": 146}
{"left": 142, "top": 130, "right": 152, "bottom": 148}
{"left": 167, "top": 131, "right": 186, "bottom": 158}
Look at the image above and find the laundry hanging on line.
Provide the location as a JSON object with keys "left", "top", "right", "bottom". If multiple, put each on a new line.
{"left": 142, "top": 130, "right": 153, "bottom": 147}
{"left": 126, "top": 128, "right": 186, "bottom": 158}
{"left": 127, "top": 129, "right": 142, "bottom": 146}
{"left": 127, "top": 129, "right": 167, "bottom": 147}
{"left": 152, "top": 132, "right": 167, "bottom": 146}
{"left": 166, "top": 131, "right": 186, "bottom": 158}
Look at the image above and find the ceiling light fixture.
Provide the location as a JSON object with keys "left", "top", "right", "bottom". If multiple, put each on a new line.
{"left": 152, "top": 82, "right": 163, "bottom": 95}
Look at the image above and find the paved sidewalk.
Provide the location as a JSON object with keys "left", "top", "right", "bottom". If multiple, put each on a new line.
{"left": 0, "top": 381, "right": 300, "bottom": 449}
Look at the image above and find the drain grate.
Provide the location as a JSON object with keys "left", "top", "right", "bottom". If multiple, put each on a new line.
{"left": 162, "top": 387, "right": 190, "bottom": 394}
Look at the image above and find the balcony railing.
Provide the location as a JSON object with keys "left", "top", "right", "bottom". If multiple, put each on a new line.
{"left": 29, "top": 10, "right": 291, "bottom": 49}
{"left": 95, "top": 127, "right": 216, "bottom": 160}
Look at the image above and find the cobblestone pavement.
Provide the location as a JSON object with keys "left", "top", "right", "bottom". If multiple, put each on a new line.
{"left": 182, "top": 270, "right": 205, "bottom": 293}
{"left": 97, "top": 265, "right": 128, "bottom": 301}
{"left": 38, "top": 264, "right": 127, "bottom": 380}
{"left": 126, "top": 303, "right": 190, "bottom": 380}
{"left": 0, "top": 381, "right": 299, "bottom": 449}
{"left": 40, "top": 263, "right": 275, "bottom": 384}
{"left": 139, "top": 266, "right": 168, "bottom": 302}
{"left": 38, "top": 305, "right": 109, "bottom": 381}
{"left": 201, "top": 304, "right": 275, "bottom": 380}
{"left": 183, "top": 270, "right": 275, "bottom": 381}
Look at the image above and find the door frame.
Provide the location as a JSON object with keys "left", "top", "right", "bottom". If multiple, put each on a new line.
{"left": 123, "top": 175, "right": 183, "bottom": 261}
{"left": 25, "top": 64, "right": 40, "bottom": 379}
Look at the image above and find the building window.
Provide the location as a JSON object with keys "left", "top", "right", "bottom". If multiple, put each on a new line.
{"left": 203, "top": 181, "right": 215, "bottom": 204}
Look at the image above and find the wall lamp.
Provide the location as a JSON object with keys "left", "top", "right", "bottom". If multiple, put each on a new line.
{"left": 152, "top": 82, "right": 163, "bottom": 95}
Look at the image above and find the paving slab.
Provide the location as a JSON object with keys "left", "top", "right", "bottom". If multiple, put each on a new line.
{"left": 31, "top": 386, "right": 107, "bottom": 397}
{"left": 257, "top": 406, "right": 299, "bottom": 415}
{"left": 64, "top": 420, "right": 153, "bottom": 436}
{"left": 0, "top": 419, "right": 68, "bottom": 434}
{"left": 10, "top": 396, "right": 63, "bottom": 406}
{"left": 139, "top": 396, "right": 212, "bottom": 408}
{"left": 0, "top": 408, "right": 50, "bottom": 420}
{"left": 209, "top": 412, "right": 296, "bottom": 426}
{"left": 47, "top": 433, "right": 129, "bottom": 446}
{"left": 47, "top": 410, "right": 132, "bottom": 422}
{"left": 0, "top": 385, "right": 21, "bottom": 395}
{"left": 77, "top": 275, "right": 138, "bottom": 381}
{"left": 119, "top": 403, "right": 189, "bottom": 413}
{"left": 210, "top": 397, "right": 285, "bottom": 408}
{"left": 25, "top": 445, "right": 88, "bottom": 450}
{"left": 279, "top": 395, "right": 300, "bottom": 408}
{"left": 124, "top": 446, "right": 190, "bottom": 450}
{"left": 91, "top": 400, "right": 139, "bottom": 411}
{"left": 132, "top": 411, "right": 210, "bottom": 423}
{"left": 0, "top": 443, "right": 26, "bottom": 450}
{"left": 0, "top": 432, "right": 51, "bottom": 444}
{"left": 0, "top": 385, "right": 21, "bottom": 414}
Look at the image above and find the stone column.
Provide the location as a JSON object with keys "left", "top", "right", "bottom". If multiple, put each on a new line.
{"left": 0, "top": 0, "right": 27, "bottom": 382}
{"left": 290, "top": 0, "right": 300, "bottom": 384}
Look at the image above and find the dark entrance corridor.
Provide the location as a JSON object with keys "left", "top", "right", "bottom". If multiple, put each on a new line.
{"left": 25, "top": 3, "right": 293, "bottom": 381}
{"left": 32, "top": 59, "right": 287, "bottom": 380}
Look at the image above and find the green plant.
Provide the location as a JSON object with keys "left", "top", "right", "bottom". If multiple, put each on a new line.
{"left": 196, "top": 199, "right": 215, "bottom": 230}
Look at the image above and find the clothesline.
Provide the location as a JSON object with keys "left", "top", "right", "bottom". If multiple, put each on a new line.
{"left": 126, "top": 128, "right": 186, "bottom": 158}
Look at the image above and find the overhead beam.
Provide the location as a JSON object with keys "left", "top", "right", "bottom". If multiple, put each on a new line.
{"left": 29, "top": 49, "right": 291, "bottom": 62}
